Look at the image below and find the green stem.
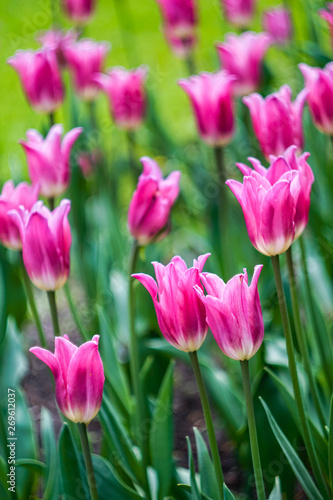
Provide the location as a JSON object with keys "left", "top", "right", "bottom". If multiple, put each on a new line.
{"left": 48, "top": 197, "right": 55, "bottom": 211}
{"left": 128, "top": 240, "right": 150, "bottom": 496}
{"left": 240, "top": 360, "right": 265, "bottom": 500}
{"left": 20, "top": 252, "right": 47, "bottom": 348}
{"left": 47, "top": 291, "right": 60, "bottom": 337}
{"left": 213, "top": 146, "right": 230, "bottom": 278}
{"left": 77, "top": 423, "right": 99, "bottom": 500}
{"left": 126, "top": 130, "right": 138, "bottom": 178}
{"left": 271, "top": 255, "right": 330, "bottom": 499}
{"left": 49, "top": 112, "right": 55, "bottom": 128}
{"left": 185, "top": 51, "right": 196, "bottom": 76}
{"left": 88, "top": 101, "right": 97, "bottom": 132}
{"left": 299, "top": 236, "right": 333, "bottom": 390}
{"left": 189, "top": 351, "right": 224, "bottom": 500}
{"left": 64, "top": 282, "right": 89, "bottom": 341}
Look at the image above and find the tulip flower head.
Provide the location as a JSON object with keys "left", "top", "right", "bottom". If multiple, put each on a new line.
{"left": 30, "top": 334, "right": 104, "bottom": 424}
{"left": 7, "top": 48, "right": 64, "bottom": 114}
{"left": 36, "top": 29, "right": 78, "bottom": 66}
{"left": 243, "top": 85, "right": 307, "bottom": 158}
{"left": 128, "top": 157, "right": 181, "bottom": 245}
{"left": 62, "top": 0, "right": 95, "bottom": 25}
{"left": 226, "top": 152, "right": 303, "bottom": 256}
{"left": 20, "top": 124, "right": 83, "bottom": 198}
{"left": 133, "top": 253, "right": 210, "bottom": 352}
{"left": 9, "top": 200, "right": 72, "bottom": 291}
{"left": 178, "top": 71, "right": 236, "bottom": 146}
{"left": 95, "top": 66, "right": 147, "bottom": 130}
{"left": 195, "top": 265, "right": 264, "bottom": 360}
{"left": 216, "top": 32, "right": 271, "bottom": 96}
{"left": 299, "top": 62, "right": 333, "bottom": 135}
{"left": 263, "top": 7, "right": 292, "bottom": 45}
{"left": 0, "top": 181, "right": 39, "bottom": 250}
{"left": 64, "top": 39, "right": 110, "bottom": 101}
{"left": 221, "top": 0, "right": 256, "bottom": 28}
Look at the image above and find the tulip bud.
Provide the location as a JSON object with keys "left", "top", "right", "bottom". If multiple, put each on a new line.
{"left": 0, "top": 181, "right": 39, "bottom": 250}
{"left": 9, "top": 200, "right": 72, "bottom": 291}
{"left": 221, "top": 0, "right": 256, "bottom": 28}
{"left": 133, "top": 253, "right": 210, "bottom": 352}
{"left": 36, "top": 29, "right": 78, "bottom": 67}
{"left": 62, "top": 0, "right": 95, "bottom": 25}
{"left": 30, "top": 334, "right": 104, "bottom": 424}
{"left": 20, "top": 124, "right": 83, "bottom": 198}
{"left": 178, "top": 71, "right": 235, "bottom": 146}
{"left": 319, "top": 3, "right": 333, "bottom": 50}
{"left": 128, "top": 157, "right": 180, "bottom": 245}
{"left": 195, "top": 265, "right": 264, "bottom": 360}
{"left": 262, "top": 7, "right": 292, "bottom": 45}
{"left": 7, "top": 48, "right": 64, "bottom": 114}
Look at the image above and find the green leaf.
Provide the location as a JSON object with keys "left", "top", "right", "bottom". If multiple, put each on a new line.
{"left": 150, "top": 361, "right": 174, "bottom": 500}
{"left": 186, "top": 436, "right": 201, "bottom": 500}
{"left": 260, "top": 398, "right": 323, "bottom": 500}
{"left": 0, "top": 454, "right": 9, "bottom": 499}
{"left": 40, "top": 407, "right": 59, "bottom": 500}
{"left": 193, "top": 427, "right": 218, "bottom": 499}
{"left": 15, "top": 459, "right": 46, "bottom": 471}
{"left": 0, "top": 319, "right": 28, "bottom": 400}
{"left": 0, "top": 256, "right": 7, "bottom": 347}
{"left": 223, "top": 483, "right": 236, "bottom": 499}
{"left": 329, "top": 394, "right": 333, "bottom": 491}
{"left": 268, "top": 477, "right": 282, "bottom": 500}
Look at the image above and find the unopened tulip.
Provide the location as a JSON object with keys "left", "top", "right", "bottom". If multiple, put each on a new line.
{"left": 62, "top": 0, "right": 95, "bottom": 25}
{"left": 95, "top": 66, "right": 147, "bottom": 130}
{"left": 36, "top": 29, "right": 78, "bottom": 66}
{"left": 0, "top": 181, "right": 39, "bottom": 250}
{"left": 216, "top": 32, "right": 271, "bottom": 96}
{"left": 319, "top": 3, "right": 333, "bottom": 48}
{"left": 243, "top": 85, "right": 307, "bottom": 158}
{"left": 64, "top": 39, "right": 110, "bottom": 101}
{"left": 195, "top": 265, "right": 264, "bottom": 360}
{"left": 9, "top": 200, "right": 72, "bottom": 291}
{"left": 263, "top": 7, "right": 292, "bottom": 45}
{"left": 133, "top": 254, "right": 210, "bottom": 352}
{"left": 128, "top": 157, "right": 180, "bottom": 245}
{"left": 7, "top": 48, "right": 64, "bottom": 114}
{"left": 178, "top": 71, "right": 235, "bottom": 146}
{"left": 221, "top": 0, "right": 256, "bottom": 28}
{"left": 20, "top": 124, "right": 83, "bottom": 198}
{"left": 30, "top": 334, "right": 104, "bottom": 423}
{"left": 226, "top": 154, "right": 301, "bottom": 256}
{"left": 299, "top": 62, "right": 333, "bottom": 135}
{"left": 155, "top": 0, "right": 198, "bottom": 56}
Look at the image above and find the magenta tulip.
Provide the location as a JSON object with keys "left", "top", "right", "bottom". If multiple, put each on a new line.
{"left": 133, "top": 253, "right": 210, "bottom": 352}
{"left": 195, "top": 265, "right": 264, "bottom": 360}
{"left": 9, "top": 200, "right": 72, "bottom": 291}
{"left": 216, "top": 32, "right": 271, "bottom": 96}
{"left": 178, "top": 71, "right": 235, "bottom": 146}
{"left": 319, "top": 3, "right": 333, "bottom": 48}
{"left": 62, "top": 0, "right": 95, "bottom": 25}
{"left": 128, "top": 157, "right": 180, "bottom": 245}
{"left": 221, "top": 0, "right": 256, "bottom": 28}
{"left": 7, "top": 48, "right": 64, "bottom": 114}
{"left": 0, "top": 181, "right": 39, "bottom": 251}
{"left": 263, "top": 7, "right": 292, "bottom": 45}
{"left": 20, "top": 124, "right": 83, "bottom": 198}
{"left": 36, "top": 29, "right": 78, "bottom": 66}
{"left": 226, "top": 154, "right": 302, "bottom": 256}
{"left": 299, "top": 62, "right": 333, "bottom": 135}
{"left": 95, "top": 66, "right": 147, "bottom": 130}
{"left": 243, "top": 85, "right": 307, "bottom": 158}
{"left": 64, "top": 39, "right": 110, "bottom": 101}
{"left": 30, "top": 334, "right": 104, "bottom": 423}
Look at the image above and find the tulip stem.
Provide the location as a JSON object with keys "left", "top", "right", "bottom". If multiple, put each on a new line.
{"left": 128, "top": 239, "right": 150, "bottom": 496}
{"left": 48, "top": 197, "right": 55, "bottom": 211}
{"left": 77, "top": 423, "right": 99, "bottom": 500}
{"left": 47, "top": 291, "right": 60, "bottom": 337}
{"left": 126, "top": 131, "right": 138, "bottom": 178}
{"left": 189, "top": 351, "right": 224, "bottom": 500}
{"left": 271, "top": 255, "right": 330, "bottom": 498}
{"left": 49, "top": 112, "right": 55, "bottom": 128}
{"left": 213, "top": 146, "right": 230, "bottom": 278}
{"left": 299, "top": 236, "right": 333, "bottom": 390}
{"left": 185, "top": 52, "right": 196, "bottom": 76}
{"left": 20, "top": 253, "right": 47, "bottom": 348}
{"left": 64, "top": 282, "right": 89, "bottom": 341}
{"left": 286, "top": 247, "right": 326, "bottom": 430}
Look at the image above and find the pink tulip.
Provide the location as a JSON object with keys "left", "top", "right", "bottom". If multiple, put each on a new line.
{"left": 216, "top": 32, "right": 271, "bottom": 96}
{"left": 64, "top": 39, "right": 110, "bottom": 101}
{"left": 178, "top": 71, "right": 235, "bottom": 146}
{"left": 9, "top": 200, "right": 72, "bottom": 291}
{"left": 133, "top": 253, "right": 210, "bottom": 352}
{"left": 243, "top": 85, "right": 308, "bottom": 158}
{"left": 95, "top": 66, "right": 147, "bottom": 130}
{"left": 299, "top": 62, "right": 333, "bottom": 135}
{"left": 20, "top": 124, "right": 83, "bottom": 198}
{"left": 263, "top": 7, "right": 292, "bottom": 45}
{"left": 155, "top": 0, "right": 198, "bottom": 56}
{"left": 0, "top": 181, "right": 39, "bottom": 250}
{"left": 62, "top": 0, "right": 95, "bottom": 25}
{"left": 221, "top": 0, "right": 256, "bottom": 28}
{"left": 128, "top": 157, "right": 181, "bottom": 245}
{"left": 195, "top": 265, "right": 264, "bottom": 360}
{"left": 319, "top": 3, "right": 333, "bottom": 48}
{"left": 36, "top": 29, "right": 78, "bottom": 66}
{"left": 77, "top": 150, "right": 100, "bottom": 177}
{"left": 30, "top": 334, "right": 104, "bottom": 423}
{"left": 7, "top": 48, "right": 64, "bottom": 114}
{"left": 226, "top": 153, "right": 302, "bottom": 256}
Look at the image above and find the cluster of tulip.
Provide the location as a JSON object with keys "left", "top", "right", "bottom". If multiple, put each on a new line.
{"left": 1, "top": 0, "right": 333, "bottom": 499}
